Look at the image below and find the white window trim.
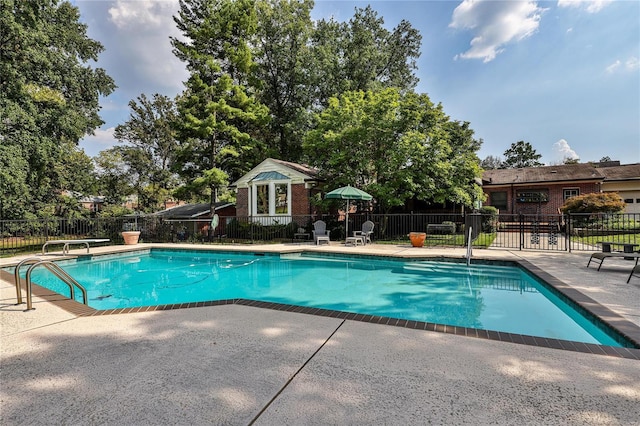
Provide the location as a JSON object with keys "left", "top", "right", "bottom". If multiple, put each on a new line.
{"left": 563, "top": 188, "right": 580, "bottom": 201}
{"left": 250, "top": 180, "right": 291, "bottom": 216}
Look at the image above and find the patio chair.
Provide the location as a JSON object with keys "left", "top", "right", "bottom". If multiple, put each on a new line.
{"left": 628, "top": 264, "right": 640, "bottom": 283}
{"left": 353, "top": 220, "right": 374, "bottom": 245}
{"left": 312, "top": 220, "right": 329, "bottom": 244}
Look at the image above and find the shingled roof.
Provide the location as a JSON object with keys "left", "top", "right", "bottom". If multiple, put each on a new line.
{"left": 153, "top": 202, "right": 233, "bottom": 218}
{"left": 482, "top": 162, "right": 640, "bottom": 186}
{"left": 597, "top": 163, "right": 640, "bottom": 181}
{"left": 271, "top": 158, "right": 319, "bottom": 178}
{"left": 482, "top": 163, "right": 602, "bottom": 186}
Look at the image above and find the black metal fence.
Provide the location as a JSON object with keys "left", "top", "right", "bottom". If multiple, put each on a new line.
{"left": 1, "top": 212, "right": 639, "bottom": 256}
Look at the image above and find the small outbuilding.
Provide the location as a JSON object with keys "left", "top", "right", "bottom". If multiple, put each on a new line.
{"left": 231, "top": 158, "right": 322, "bottom": 224}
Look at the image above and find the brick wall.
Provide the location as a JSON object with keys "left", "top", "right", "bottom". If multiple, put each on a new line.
{"left": 291, "top": 183, "right": 310, "bottom": 215}
{"left": 484, "top": 182, "right": 601, "bottom": 215}
{"left": 236, "top": 188, "right": 248, "bottom": 216}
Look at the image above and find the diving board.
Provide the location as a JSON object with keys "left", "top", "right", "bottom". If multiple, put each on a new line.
{"left": 42, "top": 239, "right": 110, "bottom": 255}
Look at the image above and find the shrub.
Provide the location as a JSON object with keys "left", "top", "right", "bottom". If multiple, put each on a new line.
{"left": 479, "top": 206, "right": 499, "bottom": 232}
{"left": 560, "top": 193, "right": 625, "bottom": 214}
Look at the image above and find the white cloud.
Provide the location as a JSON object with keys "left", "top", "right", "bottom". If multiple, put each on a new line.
{"left": 625, "top": 56, "right": 640, "bottom": 72}
{"left": 552, "top": 139, "right": 579, "bottom": 162}
{"left": 106, "top": 0, "right": 187, "bottom": 93}
{"left": 109, "top": 0, "right": 177, "bottom": 29}
{"left": 606, "top": 56, "right": 639, "bottom": 74}
{"left": 557, "top": 0, "right": 612, "bottom": 14}
{"left": 449, "top": 0, "right": 545, "bottom": 63}
{"left": 606, "top": 60, "right": 621, "bottom": 74}
{"left": 80, "top": 127, "right": 118, "bottom": 156}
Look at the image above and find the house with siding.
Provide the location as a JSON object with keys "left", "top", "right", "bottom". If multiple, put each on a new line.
{"left": 598, "top": 163, "right": 640, "bottom": 214}
{"left": 482, "top": 162, "right": 640, "bottom": 215}
{"left": 231, "top": 158, "right": 322, "bottom": 224}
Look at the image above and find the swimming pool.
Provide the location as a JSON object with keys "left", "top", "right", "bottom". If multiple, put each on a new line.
{"left": 13, "top": 248, "right": 634, "bottom": 348}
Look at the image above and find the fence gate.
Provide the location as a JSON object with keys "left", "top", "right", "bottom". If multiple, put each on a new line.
{"left": 492, "top": 214, "right": 567, "bottom": 251}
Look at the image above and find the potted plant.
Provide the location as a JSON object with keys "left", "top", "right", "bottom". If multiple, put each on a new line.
{"left": 122, "top": 213, "right": 141, "bottom": 245}
{"left": 408, "top": 232, "right": 426, "bottom": 247}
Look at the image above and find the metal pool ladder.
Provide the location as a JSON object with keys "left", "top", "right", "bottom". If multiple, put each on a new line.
{"left": 14, "top": 257, "right": 88, "bottom": 311}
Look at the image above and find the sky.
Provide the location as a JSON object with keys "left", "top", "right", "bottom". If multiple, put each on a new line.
{"left": 74, "top": 0, "right": 640, "bottom": 165}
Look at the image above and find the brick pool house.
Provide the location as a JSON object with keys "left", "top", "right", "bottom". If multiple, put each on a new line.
{"left": 482, "top": 162, "right": 640, "bottom": 215}
{"left": 231, "top": 158, "right": 322, "bottom": 223}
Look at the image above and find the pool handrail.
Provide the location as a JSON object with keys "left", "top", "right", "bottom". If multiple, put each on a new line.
{"left": 20, "top": 260, "right": 88, "bottom": 311}
{"left": 13, "top": 257, "right": 43, "bottom": 305}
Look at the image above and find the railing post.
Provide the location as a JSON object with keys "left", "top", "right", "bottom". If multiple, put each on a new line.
{"left": 566, "top": 213, "right": 572, "bottom": 252}
{"left": 464, "top": 213, "right": 481, "bottom": 245}
{"left": 519, "top": 213, "right": 524, "bottom": 250}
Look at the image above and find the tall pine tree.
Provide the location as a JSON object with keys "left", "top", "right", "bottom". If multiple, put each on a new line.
{"left": 171, "top": 0, "right": 268, "bottom": 209}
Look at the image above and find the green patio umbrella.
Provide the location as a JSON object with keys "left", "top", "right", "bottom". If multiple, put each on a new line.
{"left": 324, "top": 185, "right": 373, "bottom": 238}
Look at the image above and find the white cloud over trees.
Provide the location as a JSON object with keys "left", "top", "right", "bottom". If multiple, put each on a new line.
{"left": 449, "top": 0, "right": 545, "bottom": 62}
{"left": 557, "top": 0, "right": 613, "bottom": 14}
{"left": 553, "top": 139, "right": 579, "bottom": 162}
{"left": 105, "top": 0, "right": 187, "bottom": 93}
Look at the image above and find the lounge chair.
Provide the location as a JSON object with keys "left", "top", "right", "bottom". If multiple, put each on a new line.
{"left": 353, "top": 220, "right": 374, "bottom": 245}
{"left": 312, "top": 220, "right": 329, "bottom": 245}
{"left": 628, "top": 264, "right": 640, "bottom": 283}
{"left": 587, "top": 251, "right": 640, "bottom": 271}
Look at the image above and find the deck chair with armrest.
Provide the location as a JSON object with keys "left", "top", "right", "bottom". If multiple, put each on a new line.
{"left": 312, "top": 220, "right": 329, "bottom": 244}
{"left": 353, "top": 220, "right": 374, "bottom": 245}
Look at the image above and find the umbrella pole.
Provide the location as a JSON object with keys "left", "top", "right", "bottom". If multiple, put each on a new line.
{"left": 345, "top": 200, "right": 349, "bottom": 239}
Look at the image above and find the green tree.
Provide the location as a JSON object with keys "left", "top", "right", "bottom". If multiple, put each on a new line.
{"left": 0, "top": 0, "right": 115, "bottom": 219}
{"left": 309, "top": 6, "right": 421, "bottom": 107}
{"left": 0, "top": 144, "right": 29, "bottom": 220}
{"left": 502, "top": 141, "right": 543, "bottom": 168}
{"left": 94, "top": 149, "right": 134, "bottom": 206}
{"left": 343, "top": 6, "right": 421, "bottom": 92}
{"left": 114, "top": 94, "right": 181, "bottom": 211}
{"left": 560, "top": 193, "right": 625, "bottom": 214}
{"left": 443, "top": 120, "right": 484, "bottom": 206}
{"left": 480, "top": 155, "right": 504, "bottom": 170}
{"left": 171, "top": 0, "right": 269, "bottom": 209}
{"left": 303, "top": 89, "right": 482, "bottom": 213}
{"left": 253, "top": 0, "right": 315, "bottom": 161}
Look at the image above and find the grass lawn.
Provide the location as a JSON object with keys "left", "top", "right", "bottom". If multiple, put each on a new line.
{"left": 378, "top": 233, "right": 496, "bottom": 248}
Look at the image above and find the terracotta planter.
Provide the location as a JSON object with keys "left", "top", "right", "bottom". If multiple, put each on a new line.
{"left": 409, "top": 232, "right": 426, "bottom": 247}
{"left": 122, "top": 231, "right": 141, "bottom": 245}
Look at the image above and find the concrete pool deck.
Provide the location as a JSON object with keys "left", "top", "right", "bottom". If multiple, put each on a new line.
{"left": 1, "top": 243, "right": 639, "bottom": 424}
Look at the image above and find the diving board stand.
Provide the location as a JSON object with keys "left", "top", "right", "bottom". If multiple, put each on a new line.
{"left": 42, "top": 239, "right": 110, "bottom": 255}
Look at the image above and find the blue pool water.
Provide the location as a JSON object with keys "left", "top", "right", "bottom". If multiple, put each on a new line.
{"left": 16, "top": 249, "right": 625, "bottom": 346}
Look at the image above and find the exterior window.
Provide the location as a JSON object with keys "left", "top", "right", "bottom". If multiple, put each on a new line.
{"left": 490, "top": 191, "right": 507, "bottom": 211}
{"left": 275, "top": 183, "right": 288, "bottom": 214}
{"left": 563, "top": 188, "right": 579, "bottom": 201}
{"left": 516, "top": 190, "right": 548, "bottom": 203}
{"left": 252, "top": 181, "right": 291, "bottom": 216}
{"left": 256, "top": 184, "right": 269, "bottom": 214}
{"left": 624, "top": 198, "right": 633, "bottom": 204}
